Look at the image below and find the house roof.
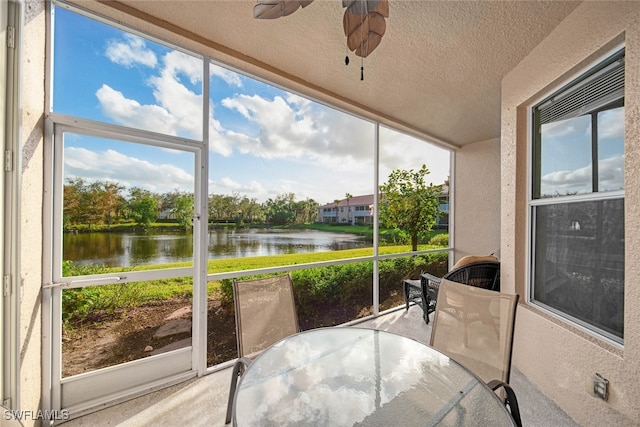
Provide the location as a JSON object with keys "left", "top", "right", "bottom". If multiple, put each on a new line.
{"left": 319, "top": 194, "right": 375, "bottom": 209}
{"left": 95, "top": 0, "right": 580, "bottom": 148}
{"left": 318, "top": 184, "right": 448, "bottom": 208}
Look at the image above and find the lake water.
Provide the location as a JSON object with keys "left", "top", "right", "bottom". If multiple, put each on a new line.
{"left": 63, "top": 228, "right": 368, "bottom": 267}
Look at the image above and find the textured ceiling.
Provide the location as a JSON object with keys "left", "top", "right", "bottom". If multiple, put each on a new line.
{"left": 96, "top": 0, "right": 581, "bottom": 148}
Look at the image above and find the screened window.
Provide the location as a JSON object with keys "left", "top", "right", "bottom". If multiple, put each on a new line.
{"left": 52, "top": 7, "right": 203, "bottom": 140}
{"left": 531, "top": 49, "right": 625, "bottom": 342}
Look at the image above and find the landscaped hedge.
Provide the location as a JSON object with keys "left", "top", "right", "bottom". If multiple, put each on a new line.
{"left": 218, "top": 251, "right": 448, "bottom": 323}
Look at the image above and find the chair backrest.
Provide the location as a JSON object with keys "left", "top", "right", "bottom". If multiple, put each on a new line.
{"left": 233, "top": 274, "right": 300, "bottom": 358}
{"left": 444, "top": 260, "right": 500, "bottom": 291}
{"left": 429, "top": 279, "right": 518, "bottom": 384}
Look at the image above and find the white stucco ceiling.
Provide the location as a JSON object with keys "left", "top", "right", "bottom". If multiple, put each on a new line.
{"left": 100, "top": 0, "right": 581, "bottom": 148}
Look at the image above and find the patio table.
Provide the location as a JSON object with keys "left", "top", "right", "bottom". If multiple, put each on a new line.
{"left": 232, "top": 327, "right": 516, "bottom": 426}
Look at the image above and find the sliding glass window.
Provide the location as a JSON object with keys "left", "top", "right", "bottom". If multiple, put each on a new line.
{"left": 530, "top": 48, "right": 625, "bottom": 343}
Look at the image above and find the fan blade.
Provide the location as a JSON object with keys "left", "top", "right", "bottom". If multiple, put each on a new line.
{"left": 342, "top": 0, "right": 388, "bottom": 58}
{"left": 253, "top": 0, "right": 315, "bottom": 19}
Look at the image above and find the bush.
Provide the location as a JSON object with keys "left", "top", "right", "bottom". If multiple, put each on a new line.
{"left": 218, "top": 279, "right": 234, "bottom": 304}
{"left": 61, "top": 260, "right": 144, "bottom": 325}
{"left": 428, "top": 233, "right": 449, "bottom": 247}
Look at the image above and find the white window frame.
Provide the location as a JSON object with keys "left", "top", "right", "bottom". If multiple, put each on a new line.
{"left": 526, "top": 44, "right": 625, "bottom": 346}
{"left": 2, "top": 0, "right": 23, "bottom": 410}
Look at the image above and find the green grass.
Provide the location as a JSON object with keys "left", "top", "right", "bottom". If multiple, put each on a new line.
{"left": 110, "top": 243, "right": 443, "bottom": 274}
{"left": 63, "top": 243, "right": 448, "bottom": 321}
{"left": 285, "top": 223, "right": 447, "bottom": 243}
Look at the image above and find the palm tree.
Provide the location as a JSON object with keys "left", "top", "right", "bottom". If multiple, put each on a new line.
{"left": 345, "top": 193, "right": 353, "bottom": 225}
{"left": 333, "top": 199, "right": 341, "bottom": 223}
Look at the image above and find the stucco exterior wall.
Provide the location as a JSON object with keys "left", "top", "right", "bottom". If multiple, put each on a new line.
{"left": 20, "top": 0, "right": 46, "bottom": 425}
{"left": 502, "top": 2, "right": 640, "bottom": 425}
{"left": 453, "top": 138, "right": 501, "bottom": 267}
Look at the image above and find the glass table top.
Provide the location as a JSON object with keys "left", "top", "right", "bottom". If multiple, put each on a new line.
{"left": 233, "top": 327, "right": 515, "bottom": 426}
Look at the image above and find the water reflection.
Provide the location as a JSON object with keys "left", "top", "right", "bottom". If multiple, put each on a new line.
{"left": 63, "top": 228, "right": 367, "bottom": 267}
{"left": 234, "top": 329, "right": 509, "bottom": 427}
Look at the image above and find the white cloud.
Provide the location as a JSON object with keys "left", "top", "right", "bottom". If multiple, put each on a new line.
{"left": 541, "top": 115, "right": 590, "bottom": 140}
{"left": 210, "top": 63, "right": 243, "bottom": 87}
{"left": 98, "top": 34, "right": 450, "bottom": 201}
{"left": 541, "top": 163, "right": 591, "bottom": 196}
{"left": 537, "top": 154, "right": 624, "bottom": 196}
{"left": 598, "top": 154, "right": 624, "bottom": 191}
{"left": 218, "top": 91, "right": 449, "bottom": 185}
{"left": 147, "top": 54, "right": 203, "bottom": 138}
{"left": 100, "top": 37, "right": 204, "bottom": 140}
{"left": 65, "top": 146, "right": 193, "bottom": 194}
{"left": 378, "top": 128, "right": 450, "bottom": 185}
{"left": 163, "top": 50, "right": 202, "bottom": 85}
{"left": 221, "top": 93, "right": 368, "bottom": 163}
{"left": 214, "top": 177, "right": 267, "bottom": 199}
{"left": 598, "top": 107, "right": 624, "bottom": 140}
{"left": 96, "top": 84, "right": 179, "bottom": 134}
{"left": 105, "top": 34, "right": 157, "bottom": 68}
{"left": 219, "top": 177, "right": 241, "bottom": 190}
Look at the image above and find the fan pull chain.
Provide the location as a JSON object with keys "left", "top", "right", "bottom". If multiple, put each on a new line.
{"left": 360, "top": 0, "right": 366, "bottom": 80}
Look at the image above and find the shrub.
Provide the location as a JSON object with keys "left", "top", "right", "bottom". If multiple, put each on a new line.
{"left": 428, "top": 233, "right": 449, "bottom": 247}
{"left": 218, "top": 279, "right": 234, "bottom": 304}
{"left": 61, "top": 260, "right": 145, "bottom": 325}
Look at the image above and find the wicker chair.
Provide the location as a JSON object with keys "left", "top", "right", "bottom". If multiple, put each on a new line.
{"left": 225, "top": 274, "right": 300, "bottom": 425}
{"left": 403, "top": 255, "right": 500, "bottom": 324}
{"left": 430, "top": 278, "right": 521, "bottom": 426}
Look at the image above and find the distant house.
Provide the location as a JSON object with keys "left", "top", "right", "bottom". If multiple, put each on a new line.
{"left": 157, "top": 209, "right": 176, "bottom": 220}
{"left": 317, "top": 185, "right": 449, "bottom": 228}
{"left": 317, "top": 194, "right": 375, "bottom": 225}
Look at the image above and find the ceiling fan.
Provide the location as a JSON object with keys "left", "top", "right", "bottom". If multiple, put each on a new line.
{"left": 253, "top": 0, "right": 390, "bottom": 79}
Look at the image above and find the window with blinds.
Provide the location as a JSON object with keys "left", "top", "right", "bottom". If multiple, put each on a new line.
{"left": 532, "top": 49, "right": 624, "bottom": 199}
{"left": 537, "top": 54, "right": 624, "bottom": 126}
{"left": 530, "top": 48, "right": 625, "bottom": 343}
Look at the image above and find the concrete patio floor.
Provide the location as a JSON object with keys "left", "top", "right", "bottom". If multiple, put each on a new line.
{"left": 62, "top": 305, "right": 582, "bottom": 427}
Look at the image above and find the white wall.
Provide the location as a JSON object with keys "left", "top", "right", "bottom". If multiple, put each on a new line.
{"left": 501, "top": 2, "right": 640, "bottom": 424}
{"left": 20, "top": 0, "right": 46, "bottom": 425}
{"left": 453, "top": 138, "right": 501, "bottom": 264}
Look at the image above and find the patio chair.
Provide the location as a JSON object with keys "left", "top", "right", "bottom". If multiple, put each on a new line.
{"left": 403, "top": 254, "right": 500, "bottom": 324}
{"left": 430, "top": 278, "right": 521, "bottom": 426}
{"left": 224, "top": 274, "right": 300, "bottom": 425}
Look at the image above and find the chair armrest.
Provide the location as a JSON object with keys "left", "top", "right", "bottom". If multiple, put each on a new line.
{"left": 487, "top": 379, "right": 522, "bottom": 427}
{"left": 225, "top": 357, "right": 253, "bottom": 424}
{"left": 421, "top": 272, "right": 442, "bottom": 288}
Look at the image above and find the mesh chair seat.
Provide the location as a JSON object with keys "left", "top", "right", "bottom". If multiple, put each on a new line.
{"left": 430, "top": 279, "right": 522, "bottom": 426}
{"left": 225, "top": 274, "right": 299, "bottom": 424}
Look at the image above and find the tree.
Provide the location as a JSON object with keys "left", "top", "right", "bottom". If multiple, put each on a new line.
{"left": 237, "top": 196, "right": 263, "bottom": 224}
{"left": 345, "top": 193, "right": 353, "bottom": 224}
{"left": 379, "top": 165, "right": 442, "bottom": 251}
{"left": 127, "top": 187, "right": 159, "bottom": 230}
{"left": 333, "top": 199, "right": 341, "bottom": 224}
{"left": 292, "top": 198, "right": 319, "bottom": 224}
{"left": 63, "top": 177, "right": 87, "bottom": 229}
{"left": 263, "top": 193, "right": 296, "bottom": 225}
{"left": 97, "top": 181, "right": 125, "bottom": 229}
{"left": 171, "top": 192, "right": 195, "bottom": 230}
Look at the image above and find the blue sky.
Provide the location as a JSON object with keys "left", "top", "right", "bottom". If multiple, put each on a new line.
{"left": 52, "top": 6, "right": 450, "bottom": 204}
{"left": 540, "top": 107, "right": 624, "bottom": 196}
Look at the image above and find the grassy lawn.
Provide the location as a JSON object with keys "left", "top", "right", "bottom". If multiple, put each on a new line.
{"left": 284, "top": 223, "right": 447, "bottom": 243}
{"left": 64, "top": 244, "right": 448, "bottom": 318}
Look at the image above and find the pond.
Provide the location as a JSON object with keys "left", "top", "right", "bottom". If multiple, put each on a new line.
{"left": 63, "top": 228, "right": 368, "bottom": 267}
